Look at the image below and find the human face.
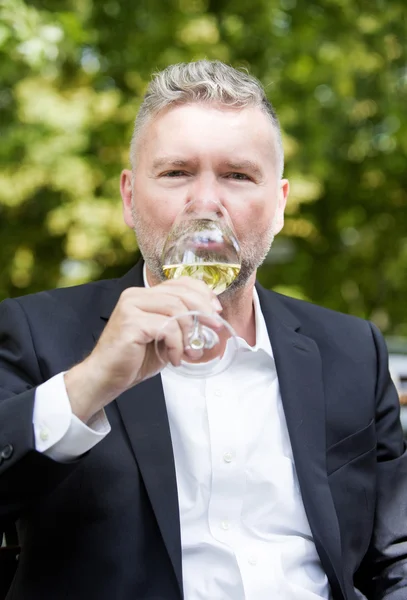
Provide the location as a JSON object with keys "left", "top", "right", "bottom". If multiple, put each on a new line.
{"left": 121, "top": 102, "right": 289, "bottom": 292}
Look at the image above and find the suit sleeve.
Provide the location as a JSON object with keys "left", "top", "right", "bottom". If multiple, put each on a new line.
{"left": 355, "top": 322, "right": 407, "bottom": 599}
{"left": 0, "top": 298, "right": 81, "bottom": 530}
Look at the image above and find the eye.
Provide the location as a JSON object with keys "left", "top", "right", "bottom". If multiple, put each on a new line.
{"left": 226, "top": 172, "right": 251, "bottom": 181}
{"left": 162, "top": 170, "right": 188, "bottom": 177}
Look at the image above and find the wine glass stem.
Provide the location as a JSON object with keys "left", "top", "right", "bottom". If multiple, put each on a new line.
{"left": 188, "top": 316, "right": 205, "bottom": 350}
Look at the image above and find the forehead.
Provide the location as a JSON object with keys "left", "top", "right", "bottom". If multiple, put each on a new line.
{"left": 137, "top": 103, "right": 278, "bottom": 164}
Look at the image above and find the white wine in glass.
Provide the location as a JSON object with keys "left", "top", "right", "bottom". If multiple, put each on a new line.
{"left": 155, "top": 199, "right": 241, "bottom": 378}
{"left": 162, "top": 262, "right": 241, "bottom": 296}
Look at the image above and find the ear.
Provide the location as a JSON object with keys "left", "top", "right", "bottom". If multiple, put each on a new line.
{"left": 120, "top": 169, "right": 135, "bottom": 228}
{"left": 272, "top": 178, "right": 289, "bottom": 235}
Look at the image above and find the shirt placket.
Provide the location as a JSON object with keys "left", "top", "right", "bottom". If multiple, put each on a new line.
{"left": 205, "top": 377, "right": 246, "bottom": 552}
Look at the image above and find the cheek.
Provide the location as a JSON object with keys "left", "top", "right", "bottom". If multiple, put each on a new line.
{"left": 233, "top": 202, "right": 275, "bottom": 239}
{"left": 132, "top": 193, "right": 171, "bottom": 232}
{"left": 133, "top": 177, "right": 186, "bottom": 229}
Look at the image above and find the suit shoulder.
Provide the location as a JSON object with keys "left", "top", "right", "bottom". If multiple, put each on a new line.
{"left": 1, "top": 277, "right": 118, "bottom": 316}
{"left": 269, "top": 289, "right": 372, "bottom": 335}
{"left": 267, "top": 291, "right": 385, "bottom": 368}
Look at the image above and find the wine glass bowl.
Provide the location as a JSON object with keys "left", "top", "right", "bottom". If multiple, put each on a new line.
{"left": 155, "top": 199, "right": 241, "bottom": 378}
{"left": 161, "top": 200, "right": 241, "bottom": 296}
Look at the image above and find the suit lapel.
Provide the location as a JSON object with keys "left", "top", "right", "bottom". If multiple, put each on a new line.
{"left": 92, "top": 261, "right": 183, "bottom": 596}
{"left": 114, "top": 377, "right": 182, "bottom": 595}
{"left": 257, "top": 285, "right": 347, "bottom": 600}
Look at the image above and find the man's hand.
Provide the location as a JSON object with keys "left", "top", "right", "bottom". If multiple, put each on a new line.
{"left": 64, "top": 278, "right": 222, "bottom": 423}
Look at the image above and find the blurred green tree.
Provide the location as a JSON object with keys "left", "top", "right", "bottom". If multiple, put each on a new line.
{"left": 0, "top": 0, "right": 406, "bottom": 334}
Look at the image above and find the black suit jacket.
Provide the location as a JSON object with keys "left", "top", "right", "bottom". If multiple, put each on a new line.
{"left": 1, "top": 260, "right": 407, "bottom": 600}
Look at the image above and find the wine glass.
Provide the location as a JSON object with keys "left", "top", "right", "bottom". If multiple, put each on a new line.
{"left": 154, "top": 199, "right": 241, "bottom": 378}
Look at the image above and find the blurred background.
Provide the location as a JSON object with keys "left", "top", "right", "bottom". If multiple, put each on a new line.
{"left": 0, "top": 0, "right": 406, "bottom": 395}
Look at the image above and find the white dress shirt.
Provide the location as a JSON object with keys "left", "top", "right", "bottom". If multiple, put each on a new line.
{"left": 33, "top": 273, "right": 332, "bottom": 599}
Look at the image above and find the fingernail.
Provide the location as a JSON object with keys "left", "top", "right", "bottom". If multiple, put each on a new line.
{"left": 212, "top": 298, "right": 222, "bottom": 312}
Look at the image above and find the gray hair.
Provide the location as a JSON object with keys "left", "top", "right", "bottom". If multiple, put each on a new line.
{"left": 130, "top": 60, "right": 284, "bottom": 177}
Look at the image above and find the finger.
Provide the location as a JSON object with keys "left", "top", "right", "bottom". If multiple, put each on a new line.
{"left": 121, "top": 278, "right": 219, "bottom": 307}
{"left": 135, "top": 312, "right": 208, "bottom": 368}
{"left": 123, "top": 289, "right": 222, "bottom": 327}
{"left": 162, "top": 276, "right": 216, "bottom": 300}
{"left": 147, "top": 315, "right": 185, "bottom": 367}
{"left": 156, "top": 318, "right": 207, "bottom": 367}
{"left": 159, "top": 277, "right": 223, "bottom": 313}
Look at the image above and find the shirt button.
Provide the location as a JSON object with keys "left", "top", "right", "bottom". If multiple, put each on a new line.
{"left": 248, "top": 555, "right": 258, "bottom": 566}
{"left": 223, "top": 452, "right": 233, "bottom": 463}
{"left": 214, "top": 389, "right": 222, "bottom": 397}
{"left": 220, "top": 519, "right": 230, "bottom": 531}
{"left": 1, "top": 444, "right": 13, "bottom": 460}
{"left": 40, "top": 428, "right": 50, "bottom": 442}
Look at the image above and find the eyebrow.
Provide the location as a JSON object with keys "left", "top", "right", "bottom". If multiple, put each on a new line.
{"left": 151, "top": 157, "right": 196, "bottom": 171}
{"left": 219, "top": 160, "right": 263, "bottom": 179}
{"left": 151, "top": 157, "right": 263, "bottom": 178}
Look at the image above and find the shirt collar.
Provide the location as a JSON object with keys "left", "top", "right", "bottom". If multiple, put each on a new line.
{"left": 142, "top": 263, "right": 273, "bottom": 359}
{"left": 243, "top": 286, "right": 274, "bottom": 358}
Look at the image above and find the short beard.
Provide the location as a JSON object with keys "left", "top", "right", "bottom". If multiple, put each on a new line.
{"left": 130, "top": 203, "right": 165, "bottom": 282}
{"left": 218, "top": 228, "right": 275, "bottom": 300}
{"left": 131, "top": 204, "right": 276, "bottom": 293}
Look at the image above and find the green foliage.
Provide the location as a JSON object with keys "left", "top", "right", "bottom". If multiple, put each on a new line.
{"left": 0, "top": 0, "right": 406, "bottom": 333}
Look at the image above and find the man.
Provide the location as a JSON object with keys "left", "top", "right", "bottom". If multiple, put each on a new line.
{"left": 0, "top": 60, "right": 406, "bottom": 600}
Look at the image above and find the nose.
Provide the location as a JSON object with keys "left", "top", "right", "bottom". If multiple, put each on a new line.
{"left": 186, "top": 173, "right": 223, "bottom": 216}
